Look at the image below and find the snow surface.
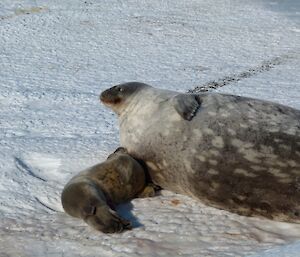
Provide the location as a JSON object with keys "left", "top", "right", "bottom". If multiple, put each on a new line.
{"left": 0, "top": 0, "right": 299, "bottom": 256}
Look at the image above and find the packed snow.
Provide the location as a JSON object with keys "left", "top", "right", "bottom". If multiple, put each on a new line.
{"left": 0, "top": 0, "right": 299, "bottom": 256}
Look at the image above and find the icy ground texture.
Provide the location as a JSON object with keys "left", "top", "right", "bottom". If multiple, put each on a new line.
{"left": 0, "top": 0, "right": 300, "bottom": 256}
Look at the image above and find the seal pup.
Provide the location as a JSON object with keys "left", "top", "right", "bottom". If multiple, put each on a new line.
{"left": 61, "top": 147, "right": 157, "bottom": 233}
{"left": 100, "top": 82, "right": 300, "bottom": 223}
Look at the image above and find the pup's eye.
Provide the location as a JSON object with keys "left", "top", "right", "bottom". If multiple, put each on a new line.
{"left": 91, "top": 206, "right": 97, "bottom": 215}
{"left": 83, "top": 205, "right": 97, "bottom": 217}
{"left": 118, "top": 87, "right": 124, "bottom": 92}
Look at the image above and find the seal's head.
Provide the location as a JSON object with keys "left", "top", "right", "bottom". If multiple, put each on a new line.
{"left": 61, "top": 181, "right": 131, "bottom": 233}
{"left": 100, "top": 82, "right": 149, "bottom": 115}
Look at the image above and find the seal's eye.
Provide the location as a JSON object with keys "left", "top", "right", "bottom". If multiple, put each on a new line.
{"left": 118, "top": 87, "right": 124, "bottom": 92}
{"left": 91, "top": 206, "right": 97, "bottom": 215}
{"left": 83, "top": 205, "right": 97, "bottom": 217}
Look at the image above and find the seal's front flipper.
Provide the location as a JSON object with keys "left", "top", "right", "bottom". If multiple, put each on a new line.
{"left": 137, "top": 183, "right": 161, "bottom": 198}
{"left": 172, "top": 94, "right": 201, "bottom": 121}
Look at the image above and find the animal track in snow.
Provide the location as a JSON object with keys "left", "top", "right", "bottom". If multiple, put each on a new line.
{"left": 34, "top": 196, "right": 63, "bottom": 213}
{"left": 189, "top": 54, "right": 295, "bottom": 93}
{"left": 15, "top": 153, "right": 63, "bottom": 182}
{"left": 15, "top": 157, "right": 47, "bottom": 182}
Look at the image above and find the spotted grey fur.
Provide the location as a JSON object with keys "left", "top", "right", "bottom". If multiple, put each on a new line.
{"left": 100, "top": 82, "right": 300, "bottom": 223}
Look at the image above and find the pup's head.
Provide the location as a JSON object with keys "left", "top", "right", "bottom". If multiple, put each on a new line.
{"left": 61, "top": 181, "right": 130, "bottom": 233}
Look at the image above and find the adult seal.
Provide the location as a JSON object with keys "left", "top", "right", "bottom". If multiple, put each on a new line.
{"left": 100, "top": 82, "right": 300, "bottom": 223}
{"left": 61, "top": 147, "right": 156, "bottom": 233}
